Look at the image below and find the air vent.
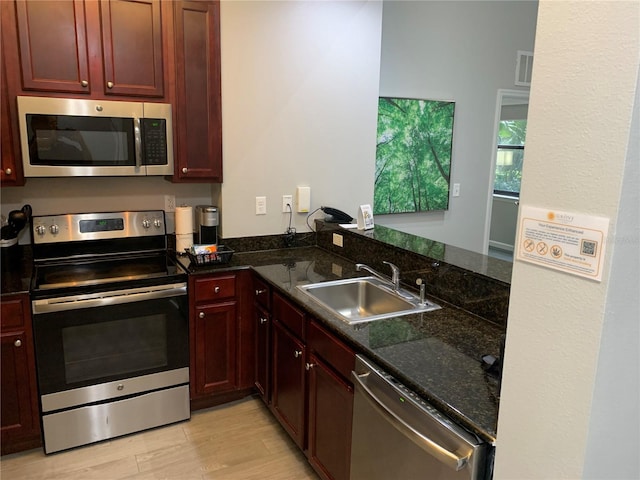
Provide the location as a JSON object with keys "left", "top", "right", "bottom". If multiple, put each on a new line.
{"left": 515, "top": 50, "right": 534, "bottom": 86}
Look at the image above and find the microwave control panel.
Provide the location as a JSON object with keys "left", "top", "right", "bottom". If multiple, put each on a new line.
{"left": 142, "top": 118, "right": 168, "bottom": 166}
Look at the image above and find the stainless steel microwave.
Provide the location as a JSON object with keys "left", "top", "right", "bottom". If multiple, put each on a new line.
{"left": 17, "top": 96, "right": 174, "bottom": 177}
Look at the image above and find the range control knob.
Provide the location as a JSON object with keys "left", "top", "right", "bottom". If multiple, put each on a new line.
{"left": 35, "top": 225, "right": 46, "bottom": 236}
{"left": 153, "top": 218, "right": 162, "bottom": 228}
{"left": 50, "top": 225, "right": 59, "bottom": 235}
{"left": 142, "top": 219, "right": 151, "bottom": 229}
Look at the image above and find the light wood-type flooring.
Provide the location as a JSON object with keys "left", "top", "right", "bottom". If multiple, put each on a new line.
{"left": 0, "top": 396, "right": 319, "bottom": 480}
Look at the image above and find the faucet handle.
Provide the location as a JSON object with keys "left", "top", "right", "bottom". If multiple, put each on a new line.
{"left": 382, "top": 261, "right": 400, "bottom": 286}
{"left": 382, "top": 260, "right": 399, "bottom": 271}
{"left": 416, "top": 278, "right": 427, "bottom": 305}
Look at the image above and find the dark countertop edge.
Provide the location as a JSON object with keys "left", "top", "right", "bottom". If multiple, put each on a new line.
{"left": 181, "top": 246, "right": 500, "bottom": 442}
{"left": 327, "top": 222, "right": 513, "bottom": 285}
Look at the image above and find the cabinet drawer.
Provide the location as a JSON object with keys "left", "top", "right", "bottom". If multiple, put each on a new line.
{"left": 253, "top": 276, "right": 271, "bottom": 310}
{"left": 273, "top": 293, "right": 305, "bottom": 340}
{"left": 1, "top": 295, "right": 26, "bottom": 330}
{"left": 193, "top": 275, "right": 236, "bottom": 303}
{"left": 308, "top": 320, "right": 355, "bottom": 383}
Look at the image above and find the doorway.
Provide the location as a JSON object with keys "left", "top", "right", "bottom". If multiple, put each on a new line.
{"left": 485, "top": 89, "right": 529, "bottom": 260}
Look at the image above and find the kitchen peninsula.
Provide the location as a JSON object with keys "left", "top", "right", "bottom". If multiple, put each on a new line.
{"left": 2, "top": 221, "right": 509, "bottom": 478}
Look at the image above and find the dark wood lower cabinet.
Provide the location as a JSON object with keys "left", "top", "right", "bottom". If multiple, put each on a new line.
{"left": 254, "top": 303, "right": 270, "bottom": 402}
{"left": 193, "top": 301, "right": 237, "bottom": 396}
{"left": 262, "top": 289, "right": 356, "bottom": 479}
{"left": 307, "top": 353, "right": 354, "bottom": 480}
{"left": 271, "top": 320, "right": 306, "bottom": 449}
{"left": 189, "top": 271, "right": 254, "bottom": 410}
{"left": 1, "top": 294, "right": 41, "bottom": 455}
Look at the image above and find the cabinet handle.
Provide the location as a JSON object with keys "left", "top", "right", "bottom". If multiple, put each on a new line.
{"left": 305, "top": 362, "right": 316, "bottom": 371}
{"left": 260, "top": 317, "right": 268, "bottom": 324}
{"left": 81, "top": 80, "right": 88, "bottom": 87}
{"left": 107, "top": 81, "right": 114, "bottom": 89}
{"left": 14, "top": 339, "right": 22, "bottom": 347}
{"left": 199, "top": 312, "right": 205, "bottom": 318}
{"left": 255, "top": 289, "right": 267, "bottom": 295}
{"left": 294, "top": 350, "right": 303, "bottom": 358}
{"left": 214, "top": 286, "right": 220, "bottom": 294}
{"left": 4, "top": 168, "right": 12, "bottom": 175}
{"left": 182, "top": 167, "right": 188, "bottom": 174}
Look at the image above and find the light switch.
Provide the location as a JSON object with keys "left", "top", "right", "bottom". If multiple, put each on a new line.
{"left": 256, "top": 196, "right": 267, "bottom": 215}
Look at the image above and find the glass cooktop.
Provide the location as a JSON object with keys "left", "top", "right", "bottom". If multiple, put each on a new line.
{"left": 34, "top": 253, "right": 184, "bottom": 291}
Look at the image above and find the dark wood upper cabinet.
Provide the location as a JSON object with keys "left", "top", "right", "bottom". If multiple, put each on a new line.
{"left": 172, "top": 0, "right": 222, "bottom": 182}
{"left": 13, "top": 0, "right": 165, "bottom": 98}
{"left": 100, "top": 0, "right": 164, "bottom": 97}
{"left": 14, "top": 0, "right": 91, "bottom": 94}
{"left": 1, "top": 45, "right": 24, "bottom": 186}
{"left": 4, "top": 0, "right": 224, "bottom": 183}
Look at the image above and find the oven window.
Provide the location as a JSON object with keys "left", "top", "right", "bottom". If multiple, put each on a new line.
{"left": 33, "top": 295, "right": 188, "bottom": 395}
{"left": 26, "top": 114, "right": 135, "bottom": 166}
{"left": 62, "top": 315, "right": 168, "bottom": 384}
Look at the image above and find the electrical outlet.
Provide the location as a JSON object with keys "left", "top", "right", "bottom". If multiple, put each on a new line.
{"left": 332, "top": 233, "right": 343, "bottom": 247}
{"left": 282, "top": 195, "right": 293, "bottom": 213}
{"left": 452, "top": 183, "right": 461, "bottom": 197}
{"left": 256, "top": 196, "right": 267, "bottom": 215}
{"left": 164, "top": 195, "right": 176, "bottom": 212}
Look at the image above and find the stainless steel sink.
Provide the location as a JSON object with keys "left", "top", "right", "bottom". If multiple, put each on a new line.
{"left": 297, "top": 277, "right": 440, "bottom": 324}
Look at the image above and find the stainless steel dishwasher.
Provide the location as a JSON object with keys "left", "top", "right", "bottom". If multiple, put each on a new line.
{"left": 350, "top": 355, "right": 490, "bottom": 480}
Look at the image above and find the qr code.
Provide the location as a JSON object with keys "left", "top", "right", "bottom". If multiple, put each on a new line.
{"left": 581, "top": 239, "right": 597, "bottom": 257}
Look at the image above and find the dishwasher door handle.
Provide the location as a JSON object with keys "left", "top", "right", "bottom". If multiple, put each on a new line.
{"left": 352, "top": 371, "right": 470, "bottom": 471}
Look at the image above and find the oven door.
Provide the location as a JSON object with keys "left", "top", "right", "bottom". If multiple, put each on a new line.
{"left": 32, "top": 283, "right": 188, "bottom": 407}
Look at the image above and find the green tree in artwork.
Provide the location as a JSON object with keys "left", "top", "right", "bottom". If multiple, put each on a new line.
{"left": 374, "top": 97, "right": 455, "bottom": 214}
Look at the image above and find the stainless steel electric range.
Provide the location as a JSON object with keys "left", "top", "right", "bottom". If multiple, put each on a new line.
{"left": 30, "top": 210, "right": 190, "bottom": 454}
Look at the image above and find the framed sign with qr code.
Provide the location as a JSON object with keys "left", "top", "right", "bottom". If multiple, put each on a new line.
{"left": 515, "top": 206, "right": 609, "bottom": 281}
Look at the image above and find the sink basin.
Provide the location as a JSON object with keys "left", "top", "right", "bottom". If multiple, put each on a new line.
{"left": 297, "top": 277, "right": 440, "bottom": 324}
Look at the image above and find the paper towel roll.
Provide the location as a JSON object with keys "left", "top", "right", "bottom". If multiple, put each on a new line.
{"left": 176, "top": 233, "right": 194, "bottom": 253}
{"left": 175, "top": 206, "right": 193, "bottom": 235}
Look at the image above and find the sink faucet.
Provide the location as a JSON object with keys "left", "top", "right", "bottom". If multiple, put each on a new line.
{"left": 355, "top": 261, "right": 401, "bottom": 291}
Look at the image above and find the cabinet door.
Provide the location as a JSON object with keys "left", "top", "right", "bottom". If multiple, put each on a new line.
{"left": 307, "top": 354, "right": 354, "bottom": 480}
{"left": 99, "top": 0, "right": 164, "bottom": 97}
{"left": 173, "top": 0, "right": 222, "bottom": 181}
{"left": 1, "top": 50, "right": 23, "bottom": 186}
{"left": 193, "top": 301, "right": 237, "bottom": 397}
{"left": 254, "top": 304, "right": 270, "bottom": 402}
{"left": 15, "top": 0, "right": 92, "bottom": 94}
{"left": 271, "top": 321, "right": 306, "bottom": 448}
{"left": 1, "top": 295, "right": 41, "bottom": 455}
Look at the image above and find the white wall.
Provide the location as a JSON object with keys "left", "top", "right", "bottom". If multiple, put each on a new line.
{"left": 494, "top": 2, "right": 640, "bottom": 478}
{"left": 375, "top": 1, "right": 537, "bottom": 253}
{"left": 0, "top": 177, "right": 216, "bottom": 240}
{"left": 219, "top": 0, "right": 383, "bottom": 238}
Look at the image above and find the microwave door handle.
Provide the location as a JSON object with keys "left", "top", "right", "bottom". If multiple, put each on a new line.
{"left": 134, "top": 118, "right": 142, "bottom": 168}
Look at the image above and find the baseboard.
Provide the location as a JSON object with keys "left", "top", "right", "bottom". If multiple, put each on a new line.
{"left": 489, "top": 240, "right": 514, "bottom": 252}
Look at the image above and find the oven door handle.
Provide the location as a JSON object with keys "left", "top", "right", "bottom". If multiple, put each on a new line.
{"left": 32, "top": 283, "right": 187, "bottom": 314}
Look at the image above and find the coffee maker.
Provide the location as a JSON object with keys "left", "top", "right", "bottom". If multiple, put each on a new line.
{"left": 195, "top": 206, "right": 219, "bottom": 245}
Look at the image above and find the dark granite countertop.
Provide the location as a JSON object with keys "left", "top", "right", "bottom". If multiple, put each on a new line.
{"left": 181, "top": 246, "right": 503, "bottom": 442}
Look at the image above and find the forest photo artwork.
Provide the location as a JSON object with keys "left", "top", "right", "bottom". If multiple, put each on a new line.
{"left": 374, "top": 97, "right": 455, "bottom": 214}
